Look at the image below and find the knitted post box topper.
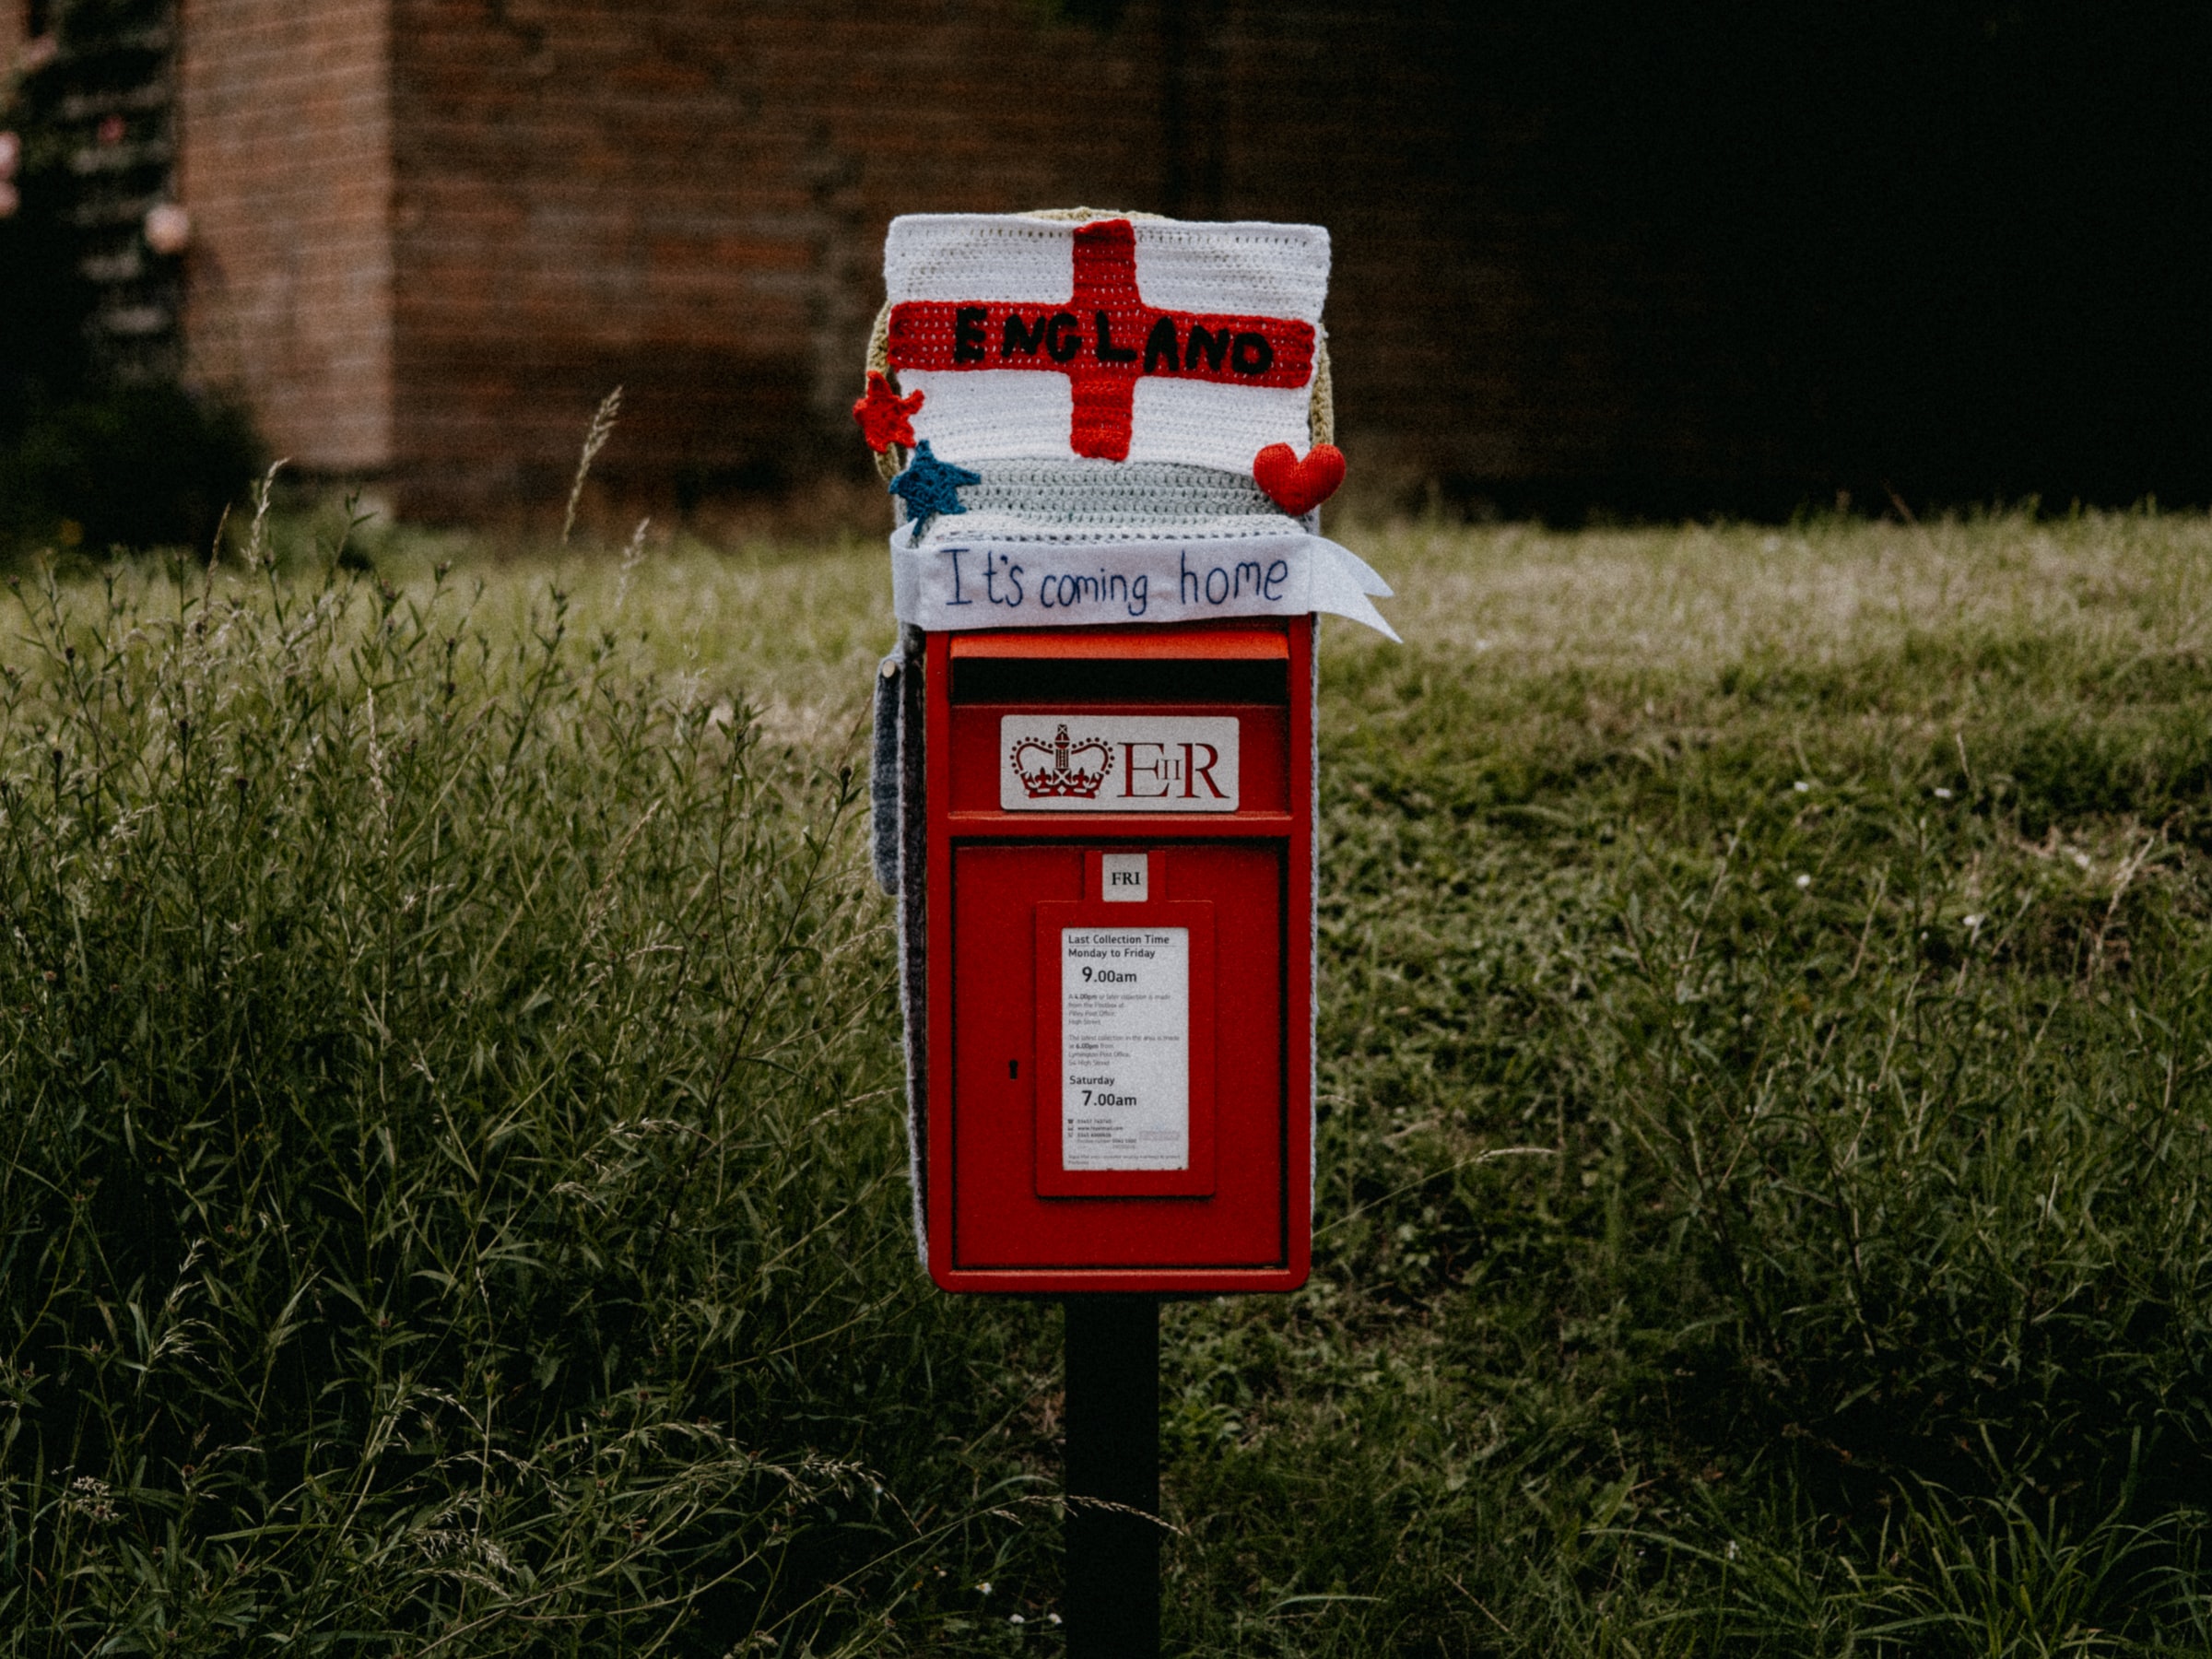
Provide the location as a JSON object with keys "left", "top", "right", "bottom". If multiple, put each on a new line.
{"left": 862, "top": 212, "right": 1394, "bottom": 1267}
{"left": 857, "top": 209, "right": 1390, "bottom": 640}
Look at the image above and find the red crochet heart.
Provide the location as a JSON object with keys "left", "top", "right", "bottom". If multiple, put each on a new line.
{"left": 1253, "top": 442, "right": 1347, "bottom": 516}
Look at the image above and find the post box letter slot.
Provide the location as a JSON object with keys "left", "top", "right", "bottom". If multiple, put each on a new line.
{"left": 953, "top": 655, "right": 1288, "bottom": 705}
{"left": 1034, "top": 899, "right": 1216, "bottom": 1198}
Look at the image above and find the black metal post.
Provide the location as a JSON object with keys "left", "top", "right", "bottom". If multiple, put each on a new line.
{"left": 1064, "top": 1295, "right": 1160, "bottom": 1658}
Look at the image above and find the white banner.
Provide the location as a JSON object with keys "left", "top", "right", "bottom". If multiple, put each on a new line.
{"left": 888, "top": 532, "right": 1398, "bottom": 640}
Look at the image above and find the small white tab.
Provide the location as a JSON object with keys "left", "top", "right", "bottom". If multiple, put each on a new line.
{"left": 1100, "top": 853, "right": 1149, "bottom": 902}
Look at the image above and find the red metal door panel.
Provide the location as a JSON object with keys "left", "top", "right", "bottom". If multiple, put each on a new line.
{"left": 950, "top": 841, "right": 1286, "bottom": 1270}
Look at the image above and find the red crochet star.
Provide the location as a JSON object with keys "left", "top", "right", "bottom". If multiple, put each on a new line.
{"left": 853, "top": 371, "right": 924, "bottom": 453}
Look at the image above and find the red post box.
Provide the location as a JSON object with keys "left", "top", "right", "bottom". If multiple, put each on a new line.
{"left": 917, "top": 618, "right": 1316, "bottom": 1293}
{"left": 857, "top": 209, "right": 1394, "bottom": 1309}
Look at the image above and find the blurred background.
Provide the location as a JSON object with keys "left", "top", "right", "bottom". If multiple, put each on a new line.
{"left": 3, "top": 0, "right": 2208, "bottom": 543}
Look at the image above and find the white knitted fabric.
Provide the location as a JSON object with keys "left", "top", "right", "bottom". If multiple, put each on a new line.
{"left": 908, "top": 459, "right": 1294, "bottom": 545}
{"left": 883, "top": 213, "right": 1330, "bottom": 478}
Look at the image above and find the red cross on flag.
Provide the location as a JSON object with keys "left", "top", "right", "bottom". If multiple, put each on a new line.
{"left": 882, "top": 214, "right": 1329, "bottom": 473}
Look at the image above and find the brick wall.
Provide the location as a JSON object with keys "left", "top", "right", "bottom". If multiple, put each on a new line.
{"left": 372, "top": 0, "right": 1771, "bottom": 517}
{"left": 177, "top": 0, "right": 392, "bottom": 472}
{"left": 383, "top": 0, "right": 1173, "bottom": 514}
{"left": 175, "top": 0, "right": 1778, "bottom": 517}
{"left": 145, "top": 1, "right": 2212, "bottom": 518}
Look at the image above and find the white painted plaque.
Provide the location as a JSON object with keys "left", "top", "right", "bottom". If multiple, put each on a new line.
{"left": 1001, "top": 716, "right": 1239, "bottom": 812}
{"left": 1060, "top": 927, "right": 1190, "bottom": 1170}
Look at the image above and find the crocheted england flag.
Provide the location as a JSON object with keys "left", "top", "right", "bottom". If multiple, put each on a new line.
{"left": 882, "top": 214, "right": 1329, "bottom": 474}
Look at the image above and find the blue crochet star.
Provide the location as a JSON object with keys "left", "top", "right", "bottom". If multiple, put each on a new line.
{"left": 888, "top": 441, "right": 982, "bottom": 545}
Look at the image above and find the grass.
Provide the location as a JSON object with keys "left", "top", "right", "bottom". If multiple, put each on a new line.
{"left": 1196, "top": 512, "right": 2212, "bottom": 1654}
{"left": 3, "top": 502, "right": 2210, "bottom": 1653}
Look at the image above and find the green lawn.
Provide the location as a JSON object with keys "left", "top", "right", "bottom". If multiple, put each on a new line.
{"left": 3, "top": 508, "right": 2209, "bottom": 1654}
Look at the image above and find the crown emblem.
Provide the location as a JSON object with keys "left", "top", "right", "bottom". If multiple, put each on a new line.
{"left": 1010, "top": 724, "right": 1113, "bottom": 799}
